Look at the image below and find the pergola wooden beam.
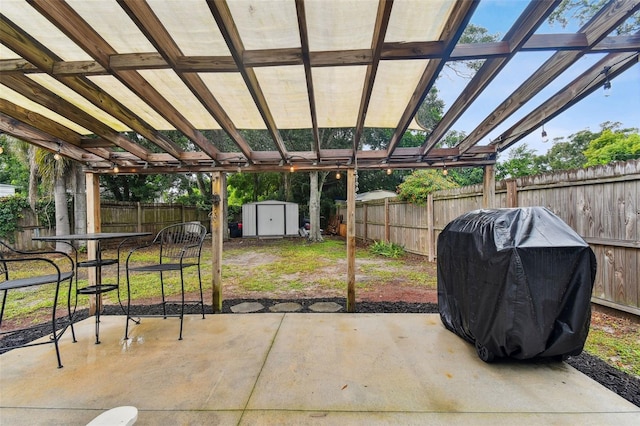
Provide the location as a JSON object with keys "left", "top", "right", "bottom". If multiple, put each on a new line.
{"left": 0, "top": 99, "right": 112, "bottom": 161}
{"left": 353, "top": 0, "right": 394, "bottom": 156}
{"left": 207, "top": 0, "right": 289, "bottom": 161}
{"left": 295, "top": 0, "right": 321, "bottom": 162}
{"left": 493, "top": 50, "right": 640, "bottom": 151}
{"left": 0, "top": 112, "right": 105, "bottom": 163}
{"left": 1, "top": 73, "right": 149, "bottom": 162}
{"left": 385, "top": 0, "right": 479, "bottom": 157}
{"left": 456, "top": 0, "right": 640, "bottom": 154}
{"left": 3, "top": 34, "right": 637, "bottom": 76}
{"left": 420, "top": 0, "right": 561, "bottom": 157}
{"left": 118, "top": 0, "right": 252, "bottom": 163}
{"left": 0, "top": 13, "right": 182, "bottom": 161}
{"left": 28, "top": 0, "right": 215, "bottom": 162}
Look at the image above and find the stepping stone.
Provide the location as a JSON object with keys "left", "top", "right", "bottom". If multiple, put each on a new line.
{"left": 269, "top": 302, "right": 303, "bottom": 312}
{"left": 309, "top": 302, "right": 343, "bottom": 313}
{"left": 230, "top": 302, "right": 265, "bottom": 313}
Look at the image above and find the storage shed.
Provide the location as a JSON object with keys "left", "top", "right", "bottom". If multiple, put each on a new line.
{"left": 0, "top": 184, "right": 16, "bottom": 198}
{"left": 242, "top": 201, "right": 299, "bottom": 238}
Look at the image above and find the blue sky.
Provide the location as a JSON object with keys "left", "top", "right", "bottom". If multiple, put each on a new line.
{"left": 437, "top": 0, "right": 640, "bottom": 158}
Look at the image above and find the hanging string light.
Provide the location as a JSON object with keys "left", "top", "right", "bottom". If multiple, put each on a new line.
{"left": 386, "top": 168, "right": 392, "bottom": 175}
{"left": 112, "top": 163, "right": 119, "bottom": 173}
{"left": 541, "top": 124, "right": 549, "bottom": 143}
{"left": 603, "top": 66, "right": 612, "bottom": 97}
{"left": 53, "top": 143, "right": 62, "bottom": 161}
{"left": 442, "top": 163, "right": 448, "bottom": 176}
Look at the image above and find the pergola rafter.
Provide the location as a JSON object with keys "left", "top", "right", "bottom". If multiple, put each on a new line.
{"left": 0, "top": 0, "right": 636, "bottom": 174}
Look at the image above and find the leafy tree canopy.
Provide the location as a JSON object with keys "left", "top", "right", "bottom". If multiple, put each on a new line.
{"left": 548, "top": 0, "right": 639, "bottom": 35}
{"left": 584, "top": 130, "right": 640, "bottom": 166}
{"left": 496, "top": 144, "right": 548, "bottom": 180}
{"left": 0, "top": 135, "right": 29, "bottom": 193}
{"left": 396, "top": 169, "right": 458, "bottom": 205}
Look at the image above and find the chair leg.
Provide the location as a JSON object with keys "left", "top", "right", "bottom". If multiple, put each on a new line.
{"left": 66, "top": 277, "right": 77, "bottom": 343}
{"left": 52, "top": 284, "right": 63, "bottom": 368}
{"left": 160, "top": 271, "right": 167, "bottom": 318}
{"left": 125, "top": 268, "right": 131, "bottom": 340}
{"left": 94, "top": 293, "right": 102, "bottom": 344}
{"left": 198, "top": 264, "right": 205, "bottom": 319}
{"left": 178, "top": 268, "right": 185, "bottom": 340}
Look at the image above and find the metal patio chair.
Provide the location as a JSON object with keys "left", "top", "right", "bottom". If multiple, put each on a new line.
{"left": 0, "top": 240, "right": 76, "bottom": 368}
{"left": 124, "top": 223, "right": 207, "bottom": 340}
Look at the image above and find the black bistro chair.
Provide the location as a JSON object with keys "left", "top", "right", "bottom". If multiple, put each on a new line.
{"left": 0, "top": 240, "right": 76, "bottom": 368}
{"left": 124, "top": 222, "right": 207, "bottom": 340}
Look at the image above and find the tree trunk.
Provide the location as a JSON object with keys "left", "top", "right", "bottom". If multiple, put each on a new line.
{"left": 54, "top": 174, "right": 71, "bottom": 253}
{"left": 308, "top": 171, "right": 324, "bottom": 242}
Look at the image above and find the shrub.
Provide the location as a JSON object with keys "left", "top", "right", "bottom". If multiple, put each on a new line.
{"left": 0, "top": 195, "right": 29, "bottom": 242}
{"left": 369, "top": 240, "right": 405, "bottom": 258}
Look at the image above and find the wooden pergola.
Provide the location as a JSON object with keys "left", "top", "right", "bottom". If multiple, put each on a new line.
{"left": 1, "top": 0, "right": 639, "bottom": 311}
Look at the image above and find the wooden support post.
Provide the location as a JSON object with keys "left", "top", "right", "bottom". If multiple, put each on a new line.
{"left": 137, "top": 202, "right": 142, "bottom": 232}
{"left": 427, "top": 193, "right": 435, "bottom": 262}
{"left": 211, "top": 172, "right": 224, "bottom": 313}
{"left": 483, "top": 164, "right": 496, "bottom": 209}
{"left": 85, "top": 172, "right": 100, "bottom": 316}
{"left": 506, "top": 179, "right": 518, "bottom": 207}
{"left": 346, "top": 169, "right": 356, "bottom": 312}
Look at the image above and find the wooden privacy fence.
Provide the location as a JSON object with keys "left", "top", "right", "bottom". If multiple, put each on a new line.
{"left": 13, "top": 202, "right": 210, "bottom": 251}
{"left": 338, "top": 160, "right": 639, "bottom": 315}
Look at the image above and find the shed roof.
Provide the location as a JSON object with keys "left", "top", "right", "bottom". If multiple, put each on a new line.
{"left": 1, "top": 0, "right": 638, "bottom": 174}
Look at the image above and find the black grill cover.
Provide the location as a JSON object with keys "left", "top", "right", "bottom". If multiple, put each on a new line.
{"left": 437, "top": 207, "right": 596, "bottom": 360}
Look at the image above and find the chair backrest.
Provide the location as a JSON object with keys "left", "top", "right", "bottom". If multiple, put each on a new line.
{"left": 156, "top": 222, "right": 207, "bottom": 262}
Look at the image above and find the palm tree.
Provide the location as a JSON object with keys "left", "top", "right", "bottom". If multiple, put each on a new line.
{"left": 34, "top": 149, "right": 86, "bottom": 253}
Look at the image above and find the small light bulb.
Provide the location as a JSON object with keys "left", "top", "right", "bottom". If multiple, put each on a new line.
{"left": 113, "top": 165, "right": 119, "bottom": 173}
{"left": 290, "top": 165, "right": 295, "bottom": 173}
{"left": 603, "top": 80, "right": 611, "bottom": 97}
{"left": 442, "top": 167, "right": 448, "bottom": 176}
{"left": 54, "top": 153, "right": 61, "bottom": 161}
{"left": 386, "top": 168, "right": 392, "bottom": 175}
{"left": 336, "top": 171, "right": 341, "bottom": 180}
{"left": 541, "top": 129, "right": 549, "bottom": 143}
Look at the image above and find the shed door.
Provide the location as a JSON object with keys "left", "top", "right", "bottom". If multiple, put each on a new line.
{"left": 257, "top": 204, "right": 285, "bottom": 236}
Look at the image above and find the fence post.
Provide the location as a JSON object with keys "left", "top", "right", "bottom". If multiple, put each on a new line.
{"left": 384, "top": 198, "right": 390, "bottom": 243}
{"left": 506, "top": 179, "right": 518, "bottom": 207}
{"left": 427, "top": 193, "right": 435, "bottom": 262}
{"left": 137, "top": 202, "right": 142, "bottom": 232}
{"left": 483, "top": 164, "right": 496, "bottom": 208}
{"left": 363, "top": 203, "right": 368, "bottom": 242}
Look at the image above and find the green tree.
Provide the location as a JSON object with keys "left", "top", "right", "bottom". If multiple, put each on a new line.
{"left": 496, "top": 144, "right": 546, "bottom": 180}
{"left": 415, "top": 87, "right": 445, "bottom": 132}
{"left": 448, "top": 23, "right": 501, "bottom": 77}
{"left": 548, "top": 0, "right": 639, "bottom": 34}
{"left": 584, "top": 130, "right": 640, "bottom": 166}
{"left": 0, "top": 135, "right": 29, "bottom": 193}
{"left": 540, "top": 130, "right": 595, "bottom": 171}
{"left": 396, "top": 169, "right": 458, "bottom": 205}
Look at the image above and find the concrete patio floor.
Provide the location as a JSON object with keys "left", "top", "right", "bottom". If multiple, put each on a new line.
{"left": 1, "top": 313, "right": 638, "bottom": 425}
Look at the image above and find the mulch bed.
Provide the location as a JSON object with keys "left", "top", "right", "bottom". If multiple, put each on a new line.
{"left": 1, "top": 298, "right": 638, "bottom": 408}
